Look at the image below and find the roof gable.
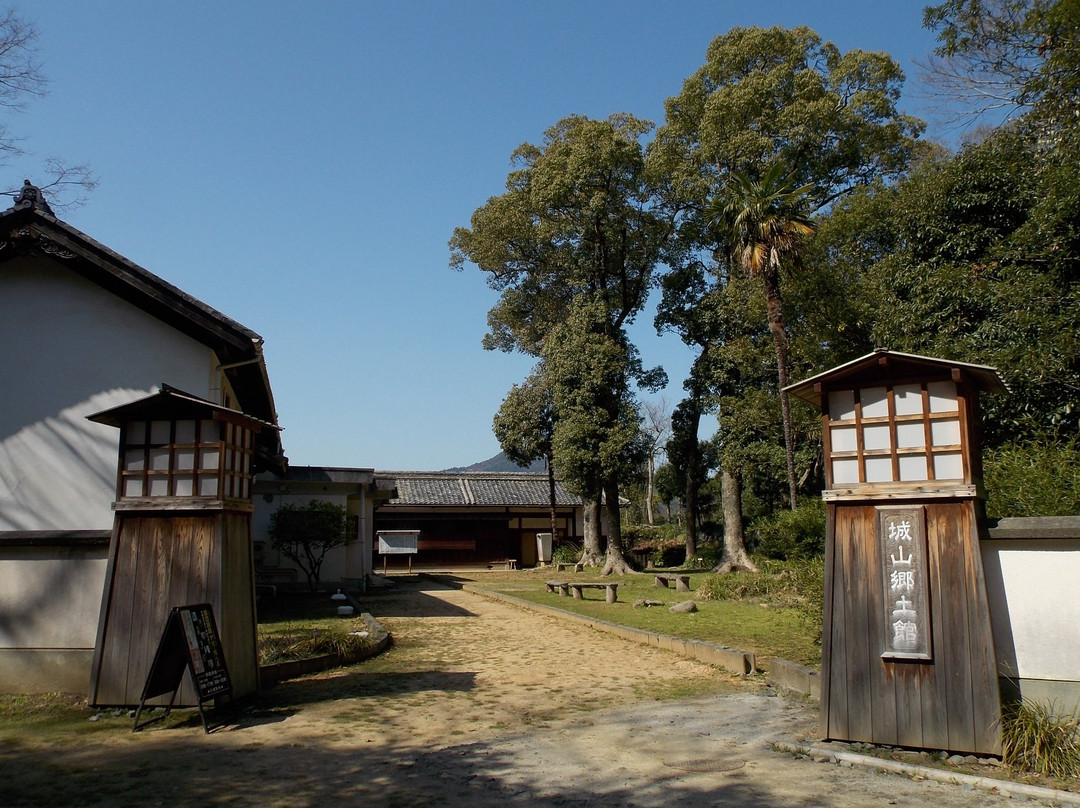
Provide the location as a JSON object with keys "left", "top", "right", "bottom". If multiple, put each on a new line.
{"left": 785, "top": 349, "right": 1009, "bottom": 409}
{"left": 0, "top": 202, "right": 278, "bottom": 430}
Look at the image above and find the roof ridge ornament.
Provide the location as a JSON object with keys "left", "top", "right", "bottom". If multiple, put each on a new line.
{"left": 13, "top": 179, "right": 54, "bottom": 215}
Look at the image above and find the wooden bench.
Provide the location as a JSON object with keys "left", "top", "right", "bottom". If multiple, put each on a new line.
{"left": 569, "top": 582, "right": 619, "bottom": 604}
{"left": 545, "top": 580, "right": 570, "bottom": 596}
{"left": 488, "top": 559, "right": 517, "bottom": 570}
{"left": 554, "top": 561, "right": 583, "bottom": 572}
{"left": 654, "top": 573, "right": 691, "bottom": 592}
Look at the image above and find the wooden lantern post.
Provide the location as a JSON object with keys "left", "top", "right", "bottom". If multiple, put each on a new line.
{"left": 86, "top": 386, "right": 273, "bottom": 707}
{"left": 786, "top": 350, "right": 1008, "bottom": 755}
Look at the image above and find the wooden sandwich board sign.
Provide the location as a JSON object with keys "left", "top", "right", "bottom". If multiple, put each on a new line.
{"left": 132, "top": 603, "right": 233, "bottom": 733}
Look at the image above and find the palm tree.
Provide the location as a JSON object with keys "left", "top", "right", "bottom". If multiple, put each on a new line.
{"left": 708, "top": 163, "right": 815, "bottom": 510}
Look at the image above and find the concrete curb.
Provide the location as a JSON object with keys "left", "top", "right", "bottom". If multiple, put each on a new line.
{"left": 777, "top": 743, "right": 1080, "bottom": 805}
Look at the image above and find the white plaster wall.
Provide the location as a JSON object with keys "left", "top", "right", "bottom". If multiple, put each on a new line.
{"left": 254, "top": 492, "right": 352, "bottom": 587}
{"left": 0, "top": 546, "right": 108, "bottom": 648}
{"left": 982, "top": 539, "right": 1080, "bottom": 682}
{"left": 0, "top": 257, "right": 218, "bottom": 530}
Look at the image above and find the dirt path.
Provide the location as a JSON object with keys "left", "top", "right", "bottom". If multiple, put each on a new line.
{"left": 3, "top": 576, "right": 1021, "bottom": 807}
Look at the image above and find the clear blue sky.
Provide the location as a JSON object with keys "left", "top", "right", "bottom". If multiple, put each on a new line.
{"left": 12, "top": 1, "right": 948, "bottom": 471}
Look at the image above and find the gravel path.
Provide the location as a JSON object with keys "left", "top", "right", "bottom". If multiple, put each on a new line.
{"left": 2, "top": 576, "right": 1033, "bottom": 807}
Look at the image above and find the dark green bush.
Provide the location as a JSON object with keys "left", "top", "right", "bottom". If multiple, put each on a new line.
{"left": 751, "top": 499, "right": 826, "bottom": 560}
{"left": 984, "top": 437, "right": 1080, "bottom": 518}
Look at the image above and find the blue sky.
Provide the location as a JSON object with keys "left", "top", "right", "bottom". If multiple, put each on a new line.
{"left": 12, "top": 2, "right": 948, "bottom": 471}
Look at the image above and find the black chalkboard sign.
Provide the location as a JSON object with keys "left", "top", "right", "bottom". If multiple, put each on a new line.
{"left": 133, "top": 603, "right": 233, "bottom": 733}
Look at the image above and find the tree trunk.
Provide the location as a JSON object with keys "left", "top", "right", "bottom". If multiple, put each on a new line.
{"left": 546, "top": 456, "right": 558, "bottom": 542}
{"left": 713, "top": 467, "right": 759, "bottom": 574}
{"left": 765, "top": 275, "right": 798, "bottom": 510}
{"left": 683, "top": 401, "right": 702, "bottom": 566}
{"left": 580, "top": 493, "right": 604, "bottom": 566}
{"left": 600, "top": 476, "right": 635, "bottom": 576}
{"left": 645, "top": 454, "right": 655, "bottom": 525}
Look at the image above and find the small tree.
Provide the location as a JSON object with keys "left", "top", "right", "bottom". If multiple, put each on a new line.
{"left": 268, "top": 500, "right": 352, "bottom": 592}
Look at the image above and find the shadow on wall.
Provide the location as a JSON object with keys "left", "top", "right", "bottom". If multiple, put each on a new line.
{"left": 0, "top": 388, "right": 153, "bottom": 531}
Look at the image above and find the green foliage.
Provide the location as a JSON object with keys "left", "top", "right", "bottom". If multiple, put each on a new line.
{"left": 751, "top": 498, "right": 827, "bottom": 559}
{"left": 813, "top": 124, "right": 1079, "bottom": 447}
{"left": 923, "top": 0, "right": 1080, "bottom": 126}
{"left": 696, "top": 558, "right": 823, "bottom": 607}
{"left": 984, "top": 437, "right": 1080, "bottom": 517}
{"left": 1001, "top": 698, "right": 1080, "bottom": 780}
{"left": 493, "top": 369, "right": 554, "bottom": 470}
{"left": 695, "top": 558, "right": 824, "bottom": 652}
{"left": 649, "top": 25, "right": 923, "bottom": 212}
{"left": 550, "top": 544, "right": 578, "bottom": 564}
{"left": 268, "top": 500, "right": 352, "bottom": 592}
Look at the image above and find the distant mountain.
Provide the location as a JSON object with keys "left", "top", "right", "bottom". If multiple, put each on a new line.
{"left": 444, "top": 451, "right": 546, "bottom": 473}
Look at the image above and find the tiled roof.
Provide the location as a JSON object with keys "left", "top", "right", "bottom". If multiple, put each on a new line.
{"left": 376, "top": 472, "right": 579, "bottom": 507}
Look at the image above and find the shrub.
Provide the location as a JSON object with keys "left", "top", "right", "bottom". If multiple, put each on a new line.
{"left": 258, "top": 626, "right": 374, "bottom": 666}
{"left": 751, "top": 499, "right": 826, "bottom": 560}
{"left": 984, "top": 437, "right": 1080, "bottom": 518}
{"left": 1001, "top": 699, "right": 1080, "bottom": 780}
{"left": 551, "top": 544, "right": 578, "bottom": 564}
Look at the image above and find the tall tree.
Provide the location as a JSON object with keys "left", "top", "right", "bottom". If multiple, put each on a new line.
{"left": 650, "top": 25, "right": 924, "bottom": 554}
{"left": 451, "top": 114, "right": 669, "bottom": 574}
{"left": 708, "top": 164, "right": 815, "bottom": 509}
{"left": 493, "top": 369, "right": 561, "bottom": 543}
{"left": 921, "top": 0, "right": 1080, "bottom": 127}
{"left": 545, "top": 297, "right": 655, "bottom": 574}
{"left": 639, "top": 397, "right": 671, "bottom": 525}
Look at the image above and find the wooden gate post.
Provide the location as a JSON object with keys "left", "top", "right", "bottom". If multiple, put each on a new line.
{"left": 86, "top": 387, "right": 274, "bottom": 707}
{"left": 787, "top": 350, "right": 1008, "bottom": 755}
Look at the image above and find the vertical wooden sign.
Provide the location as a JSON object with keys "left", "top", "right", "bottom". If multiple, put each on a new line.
{"left": 878, "top": 506, "right": 932, "bottom": 660}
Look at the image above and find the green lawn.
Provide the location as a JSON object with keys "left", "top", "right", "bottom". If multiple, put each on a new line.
{"left": 452, "top": 562, "right": 824, "bottom": 669}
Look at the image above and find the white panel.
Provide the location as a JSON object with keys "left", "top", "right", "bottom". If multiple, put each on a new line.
{"left": 896, "top": 421, "right": 925, "bottom": 449}
{"left": 934, "top": 452, "right": 964, "bottom": 479}
{"left": 200, "top": 419, "right": 218, "bottom": 441}
{"left": 865, "top": 455, "right": 894, "bottom": 482}
{"left": 831, "top": 425, "right": 857, "bottom": 453}
{"left": 149, "top": 448, "right": 170, "bottom": 471}
{"left": 832, "top": 458, "right": 859, "bottom": 484}
{"left": 898, "top": 454, "right": 928, "bottom": 481}
{"left": 148, "top": 476, "right": 169, "bottom": 497}
{"left": 124, "top": 448, "right": 145, "bottom": 472}
{"left": 893, "top": 383, "right": 924, "bottom": 416}
{"left": 983, "top": 542, "right": 1080, "bottom": 680}
{"left": 123, "top": 478, "right": 143, "bottom": 497}
{"left": 175, "top": 448, "right": 195, "bottom": 470}
{"left": 198, "top": 475, "right": 218, "bottom": 496}
{"left": 863, "top": 424, "right": 892, "bottom": 451}
{"left": 860, "top": 386, "right": 889, "bottom": 418}
{"left": 931, "top": 418, "right": 961, "bottom": 447}
{"left": 200, "top": 448, "right": 220, "bottom": 470}
{"left": 150, "top": 420, "right": 171, "bottom": 444}
{"left": 126, "top": 421, "right": 146, "bottom": 445}
{"left": 0, "top": 548, "right": 109, "bottom": 647}
{"left": 0, "top": 258, "right": 219, "bottom": 530}
{"left": 928, "top": 380, "right": 958, "bottom": 412}
{"left": 173, "top": 475, "right": 194, "bottom": 497}
{"left": 828, "top": 389, "right": 856, "bottom": 421}
{"left": 174, "top": 420, "right": 196, "bottom": 443}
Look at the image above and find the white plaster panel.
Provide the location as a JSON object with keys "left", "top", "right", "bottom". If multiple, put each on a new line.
{"left": 982, "top": 540, "right": 1080, "bottom": 682}
{"left": 0, "top": 547, "right": 108, "bottom": 648}
{"left": 1, "top": 257, "right": 221, "bottom": 530}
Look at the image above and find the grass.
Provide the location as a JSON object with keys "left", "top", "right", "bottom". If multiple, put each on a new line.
{"left": 455, "top": 558, "right": 824, "bottom": 668}
{"left": 1001, "top": 699, "right": 1080, "bottom": 781}
{"left": 257, "top": 590, "right": 381, "bottom": 665}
